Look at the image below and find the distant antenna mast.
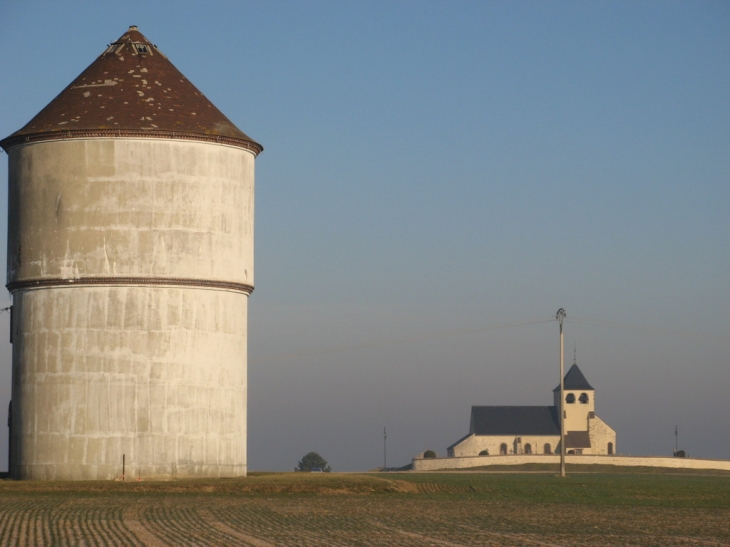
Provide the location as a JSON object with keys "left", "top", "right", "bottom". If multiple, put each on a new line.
{"left": 675, "top": 425, "right": 678, "bottom": 456}
{"left": 383, "top": 426, "right": 387, "bottom": 470}
{"left": 556, "top": 308, "right": 567, "bottom": 478}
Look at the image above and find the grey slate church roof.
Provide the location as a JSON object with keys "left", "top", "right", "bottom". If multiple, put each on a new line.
{"left": 553, "top": 363, "right": 594, "bottom": 391}
{"left": 470, "top": 406, "right": 560, "bottom": 436}
{"left": 449, "top": 364, "right": 598, "bottom": 451}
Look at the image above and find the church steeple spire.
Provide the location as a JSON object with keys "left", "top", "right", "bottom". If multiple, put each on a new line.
{"left": 553, "top": 363, "right": 594, "bottom": 391}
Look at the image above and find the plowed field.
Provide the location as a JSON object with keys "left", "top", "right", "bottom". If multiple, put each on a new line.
{"left": 1, "top": 472, "right": 728, "bottom": 546}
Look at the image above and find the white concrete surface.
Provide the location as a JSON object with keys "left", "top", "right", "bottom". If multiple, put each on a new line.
{"left": 7, "top": 137, "right": 255, "bottom": 480}
{"left": 7, "top": 139, "right": 254, "bottom": 285}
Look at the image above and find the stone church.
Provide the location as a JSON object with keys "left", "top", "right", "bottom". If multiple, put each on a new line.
{"left": 448, "top": 363, "right": 616, "bottom": 457}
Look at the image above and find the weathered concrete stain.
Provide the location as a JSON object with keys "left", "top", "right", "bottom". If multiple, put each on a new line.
{"left": 6, "top": 138, "right": 255, "bottom": 480}
{"left": 8, "top": 139, "right": 254, "bottom": 284}
{"left": 3, "top": 26, "right": 260, "bottom": 481}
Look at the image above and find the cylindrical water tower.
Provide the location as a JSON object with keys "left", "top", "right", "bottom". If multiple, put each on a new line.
{"left": 1, "top": 26, "right": 262, "bottom": 480}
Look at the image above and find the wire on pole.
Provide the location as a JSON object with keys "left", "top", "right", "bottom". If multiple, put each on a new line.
{"left": 556, "top": 308, "right": 566, "bottom": 478}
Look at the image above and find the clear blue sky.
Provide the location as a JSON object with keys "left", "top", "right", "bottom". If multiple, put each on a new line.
{"left": 0, "top": 1, "right": 728, "bottom": 471}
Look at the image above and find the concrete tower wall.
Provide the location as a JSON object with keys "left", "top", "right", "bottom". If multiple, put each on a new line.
{"left": 8, "top": 139, "right": 254, "bottom": 284}
{"left": 7, "top": 138, "right": 254, "bottom": 480}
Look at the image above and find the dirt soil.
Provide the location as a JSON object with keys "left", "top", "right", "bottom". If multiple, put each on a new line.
{"left": 0, "top": 472, "right": 728, "bottom": 546}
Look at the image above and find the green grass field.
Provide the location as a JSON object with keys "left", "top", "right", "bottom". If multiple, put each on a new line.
{"left": 1, "top": 470, "right": 728, "bottom": 546}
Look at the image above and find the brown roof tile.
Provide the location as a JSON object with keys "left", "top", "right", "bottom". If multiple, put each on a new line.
{"left": 1, "top": 26, "right": 262, "bottom": 154}
{"left": 565, "top": 431, "right": 591, "bottom": 449}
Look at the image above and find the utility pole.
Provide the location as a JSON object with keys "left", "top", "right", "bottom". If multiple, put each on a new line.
{"left": 383, "top": 427, "right": 387, "bottom": 470}
{"left": 556, "top": 308, "right": 566, "bottom": 477}
{"left": 675, "top": 425, "right": 678, "bottom": 456}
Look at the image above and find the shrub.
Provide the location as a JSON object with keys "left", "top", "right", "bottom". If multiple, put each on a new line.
{"left": 296, "top": 452, "right": 331, "bottom": 472}
{"left": 423, "top": 450, "right": 437, "bottom": 459}
{"left": 479, "top": 449, "right": 489, "bottom": 456}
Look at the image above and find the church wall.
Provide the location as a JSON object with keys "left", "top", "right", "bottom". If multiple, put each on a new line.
{"left": 449, "top": 434, "right": 559, "bottom": 457}
{"left": 562, "top": 389, "right": 595, "bottom": 432}
{"left": 588, "top": 415, "right": 616, "bottom": 455}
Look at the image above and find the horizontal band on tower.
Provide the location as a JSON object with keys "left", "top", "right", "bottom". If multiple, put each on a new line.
{"left": 0, "top": 129, "right": 263, "bottom": 156}
{"left": 7, "top": 276, "right": 254, "bottom": 294}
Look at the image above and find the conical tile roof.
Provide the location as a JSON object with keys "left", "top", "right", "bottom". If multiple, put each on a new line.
{"left": 1, "top": 26, "right": 262, "bottom": 154}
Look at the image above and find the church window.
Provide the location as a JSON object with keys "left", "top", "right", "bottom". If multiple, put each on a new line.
{"left": 500, "top": 443, "right": 508, "bottom": 455}
{"left": 544, "top": 443, "right": 552, "bottom": 454}
{"left": 579, "top": 392, "right": 589, "bottom": 404}
{"left": 524, "top": 444, "right": 532, "bottom": 454}
{"left": 608, "top": 442, "right": 614, "bottom": 455}
{"left": 566, "top": 393, "right": 575, "bottom": 404}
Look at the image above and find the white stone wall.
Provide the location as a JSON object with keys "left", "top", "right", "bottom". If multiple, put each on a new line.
{"left": 7, "top": 138, "right": 255, "bottom": 480}
{"left": 413, "top": 454, "right": 730, "bottom": 472}
{"left": 587, "top": 415, "right": 616, "bottom": 455}
{"left": 449, "top": 434, "right": 559, "bottom": 457}
{"left": 450, "top": 410, "right": 616, "bottom": 458}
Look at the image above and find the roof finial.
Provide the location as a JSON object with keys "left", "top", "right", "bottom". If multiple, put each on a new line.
{"left": 129, "top": 25, "right": 138, "bottom": 31}
{"left": 573, "top": 343, "right": 577, "bottom": 365}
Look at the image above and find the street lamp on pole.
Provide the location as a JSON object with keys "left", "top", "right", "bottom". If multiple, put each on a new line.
{"left": 556, "top": 308, "right": 566, "bottom": 478}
